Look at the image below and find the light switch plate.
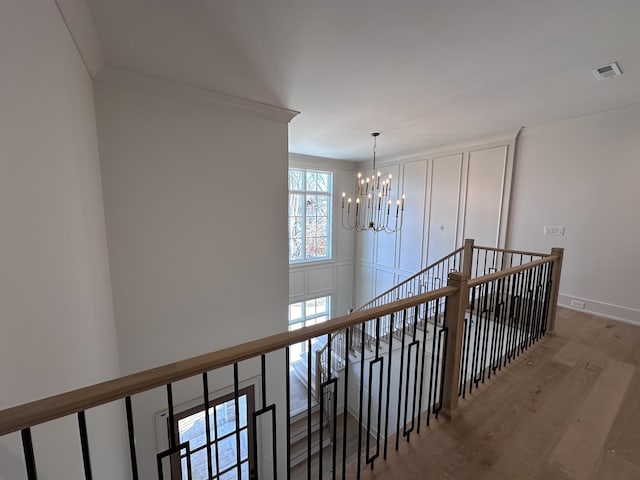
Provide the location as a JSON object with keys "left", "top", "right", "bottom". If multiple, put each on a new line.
{"left": 544, "top": 225, "right": 565, "bottom": 236}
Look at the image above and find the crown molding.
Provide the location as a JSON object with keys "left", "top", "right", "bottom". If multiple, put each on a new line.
{"left": 361, "top": 129, "right": 522, "bottom": 167}
{"left": 289, "top": 153, "right": 358, "bottom": 171}
{"left": 95, "top": 65, "right": 300, "bottom": 124}
{"left": 54, "top": 0, "right": 106, "bottom": 78}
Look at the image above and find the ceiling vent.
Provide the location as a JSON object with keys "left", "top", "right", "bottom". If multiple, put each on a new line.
{"left": 591, "top": 62, "right": 623, "bottom": 80}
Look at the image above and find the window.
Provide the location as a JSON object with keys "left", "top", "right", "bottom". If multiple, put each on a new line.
{"left": 288, "top": 296, "right": 331, "bottom": 362}
{"left": 288, "top": 168, "right": 332, "bottom": 263}
{"left": 170, "top": 387, "right": 255, "bottom": 480}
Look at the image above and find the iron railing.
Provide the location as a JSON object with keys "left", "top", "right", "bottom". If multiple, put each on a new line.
{"left": 317, "top": 240, "right": 550, "bottom": 389}
{"left": 0, "top": 244, "right": 563, "bottom": 480}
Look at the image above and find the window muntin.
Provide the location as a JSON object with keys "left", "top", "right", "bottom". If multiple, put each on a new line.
{"left": 288, "top": 169, "right": 332, "bottom": 263}
{"left": 172, "top": 387, "right": 254, "bottom": 480}
{"left": 288, "top": 295, "right": 331, "bottom": 362}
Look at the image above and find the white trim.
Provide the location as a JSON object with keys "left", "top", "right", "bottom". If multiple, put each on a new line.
{"left": 289, "top": 153, "right": 358, "bottom": 172}
{"left": 96, "top": 66, "right": 299, "bottom": 123}
{"left": 558, "top": 294, "right": 640, "bottom": 326}
{"left": 369, "top": 131, "right": 521, "bottom": 167}
{"left": 54, "top": 0, "right": 106, "bottom": 78}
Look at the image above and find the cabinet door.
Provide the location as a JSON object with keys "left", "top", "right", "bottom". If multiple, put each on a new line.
{"left": 464, "top": 146, "right": 507, "bottom": 247}
{"left": 427, "top": 153, "right": 462, "bottom": 265}
{"left": 399, "top": 160, "right": 427, "bottom": 272}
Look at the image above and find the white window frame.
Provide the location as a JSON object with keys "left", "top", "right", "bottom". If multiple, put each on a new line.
{"left": 288, "top": 168, "right": 333, "bottom": 264}
{"left": 288, "top": 295, "right": 332, "bottom": 331}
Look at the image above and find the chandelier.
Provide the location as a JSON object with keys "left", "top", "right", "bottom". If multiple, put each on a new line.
{"left": 341, "top": 132, "right": 405, "bottom": 233}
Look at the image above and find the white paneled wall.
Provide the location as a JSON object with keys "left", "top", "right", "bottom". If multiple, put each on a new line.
{"left": 464, "top": 146, "right": 509, "bottom": 246}
{"left": 354, "top": 137, "right": 516, "bottom": 308}
{"left": 288, "top": 154, "right": 357, "bottom": 318}
{"left": 399, "top": 160, "right": 427, "bottom": 273}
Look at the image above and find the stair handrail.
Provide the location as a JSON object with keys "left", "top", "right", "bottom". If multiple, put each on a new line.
{"left": 354, "top": 246, "right": 465, "bottom": 312}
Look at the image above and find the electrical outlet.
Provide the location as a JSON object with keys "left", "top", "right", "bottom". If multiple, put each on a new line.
{"left": 570, "top": 299, "right": 586, "bottom": 309}
{"left": 544, "top": 225, "right": 565, "bottom": 236}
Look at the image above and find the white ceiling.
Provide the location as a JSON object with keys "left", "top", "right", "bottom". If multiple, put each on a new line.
{"left": 86, "top": 0, "right": 640, "bottom": 160}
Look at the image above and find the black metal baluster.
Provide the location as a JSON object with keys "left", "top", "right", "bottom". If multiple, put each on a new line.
{"left": 427, "top": 299, "right": 439, "bottom": 424}
{"left": 523, "top": 268, "right": 535, "bottom": 351}
{"left": 462, "top": 286, "right": 474, "bottom": 398}
{"left": 515, "top": 271, "right": 524, "bottom": 357}
{"left": 319, "top": 343, "right": 326, "bottom": 479}
{"left": 341, "top": 328, "right": 350, "bottom": 480}
{"left": 530, "top": 266, "right": 542, "bottom": 344}
{"left": 328, "top": 334, "right": 338, "bottom": 480}
{"left": 77, "top": 411, "right": 93, "bottom": 480}
{"left": 211, "top": 383, "right": 221, "bottom": 479}
{"left": 286, "top": 347, "right": 291, "bottom": 480}
{"left": 432, "top": 321, "right": 444, "bottom": 417}
{"left": 167, "top": 384, "right": 176, "bottom": 451}
{"left": 483, "top": 249, "right": 488, "bottom": 275}
{"left": 319, "top": 333, "right": 333, "bottom": 479}
{"left": 125, "top": 396, "right": 139, "bottom": 480}
{"left": 470, "top": 284, "right": 483, "bottom": 393}
{"left": 21, "top": 428, "right": 38, "bottom": 480}
{"left": 417, "top": 302, "right": 430, "bottom": 431}
{"left": 394, "top": 310, "right": 407, "bottom": 449}
{"left": 489, "top": 278, "right": 503, "bottom": 376}
{"left": 499, "top": 276, "right": 510, "bottom": 369}
{"left": 253, "top": 354, "right": 278, "bottom": 480}
{"left": 365, "top": 317, "right": 384, "bottom": 470}
{"left": 402, "top": 341, "right": 419, "bottom": 439}
{"left": 542, "top": 263, "right": 553, "bottom": 334}
{"left": 202, "top": 374, "right": 213, "bottom": 480}
{"left": 233, "top": 364, "right": 242, "bottom": 479}
{"left": 384, "top": 314, "right": 394, "bottom": 459}
{"left": 480, "top": 280, "right": 493, "bottom": 384}
{"left": 504, "top": 273, "right": 517, "bottom": 366}
{"left": 538, "top": 264, "right": 548, "bottom": 338}
{"left": 476, "top": 282, "right": 493, "bottom": 387}
{"left": 307, "top": 340, "right": 312, "bottom": 480}
{"left": 435, "top": 325, "right": 449, "bottom": 417}
{"left": 402, "top": 307, "right": 420, "bottom": 441}
{"left": 459, "top": 317, "right": 468, "bottom": 396}
{"left": 356, "top": 323, "right": 366, "bottom": 479}
{"left": 519, "top": 268, "right": 531, "bottom": 352}
{"left": 497, "top": 276, "right": 509, "bottom": 370}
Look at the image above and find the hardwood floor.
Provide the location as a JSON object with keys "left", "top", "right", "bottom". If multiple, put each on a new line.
{"left": 350, "top": 308, "right": 640, "bottom": 480}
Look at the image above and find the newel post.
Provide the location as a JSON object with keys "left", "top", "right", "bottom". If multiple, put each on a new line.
{"left": 462, "top": 238, "right": 475, "bottom": 277}
{"left": 441, "top": 271, "right": 469, "bottom": 419}
{"left": 547, "top": 247, "right": 564, "bottom": 336}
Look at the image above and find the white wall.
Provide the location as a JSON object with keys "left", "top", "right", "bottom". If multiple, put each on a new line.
{"left": 354, "top": 138, "right": 515, "bottom": 308}
{"left": 0, "top": 1, "right": 126, "bottom": 479}
{"left": 288, "top": 154, "right": 357, "bottom": 317}
{"left": 95, "top": 70, "right": 294, "bottom": 478}
{"left": 508, "top": 105, "right": 640, "bottom": 324}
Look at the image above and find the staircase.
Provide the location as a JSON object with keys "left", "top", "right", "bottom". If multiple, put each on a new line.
{"left": 288, "top": 338, "right": 336, "bottom": 468}
{"left": 289, "top": 404, "right": 332, "bottom": 468}
{"left": 317, "top": 239, "right": 549, "bottom": 384}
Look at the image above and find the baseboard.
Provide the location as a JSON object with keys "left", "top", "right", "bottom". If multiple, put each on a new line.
{"left": 558, "top": 294, "right": 640, "bottom": 326}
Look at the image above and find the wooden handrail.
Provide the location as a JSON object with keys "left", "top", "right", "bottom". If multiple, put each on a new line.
{"left": 0, "top": 286, "right": 457, "bottom": 436}
{"left": 473, "top": 245, "right": 551, "bottom": 258}
{"left": 467, "top": 255, "right": 557, "bottom": 288}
